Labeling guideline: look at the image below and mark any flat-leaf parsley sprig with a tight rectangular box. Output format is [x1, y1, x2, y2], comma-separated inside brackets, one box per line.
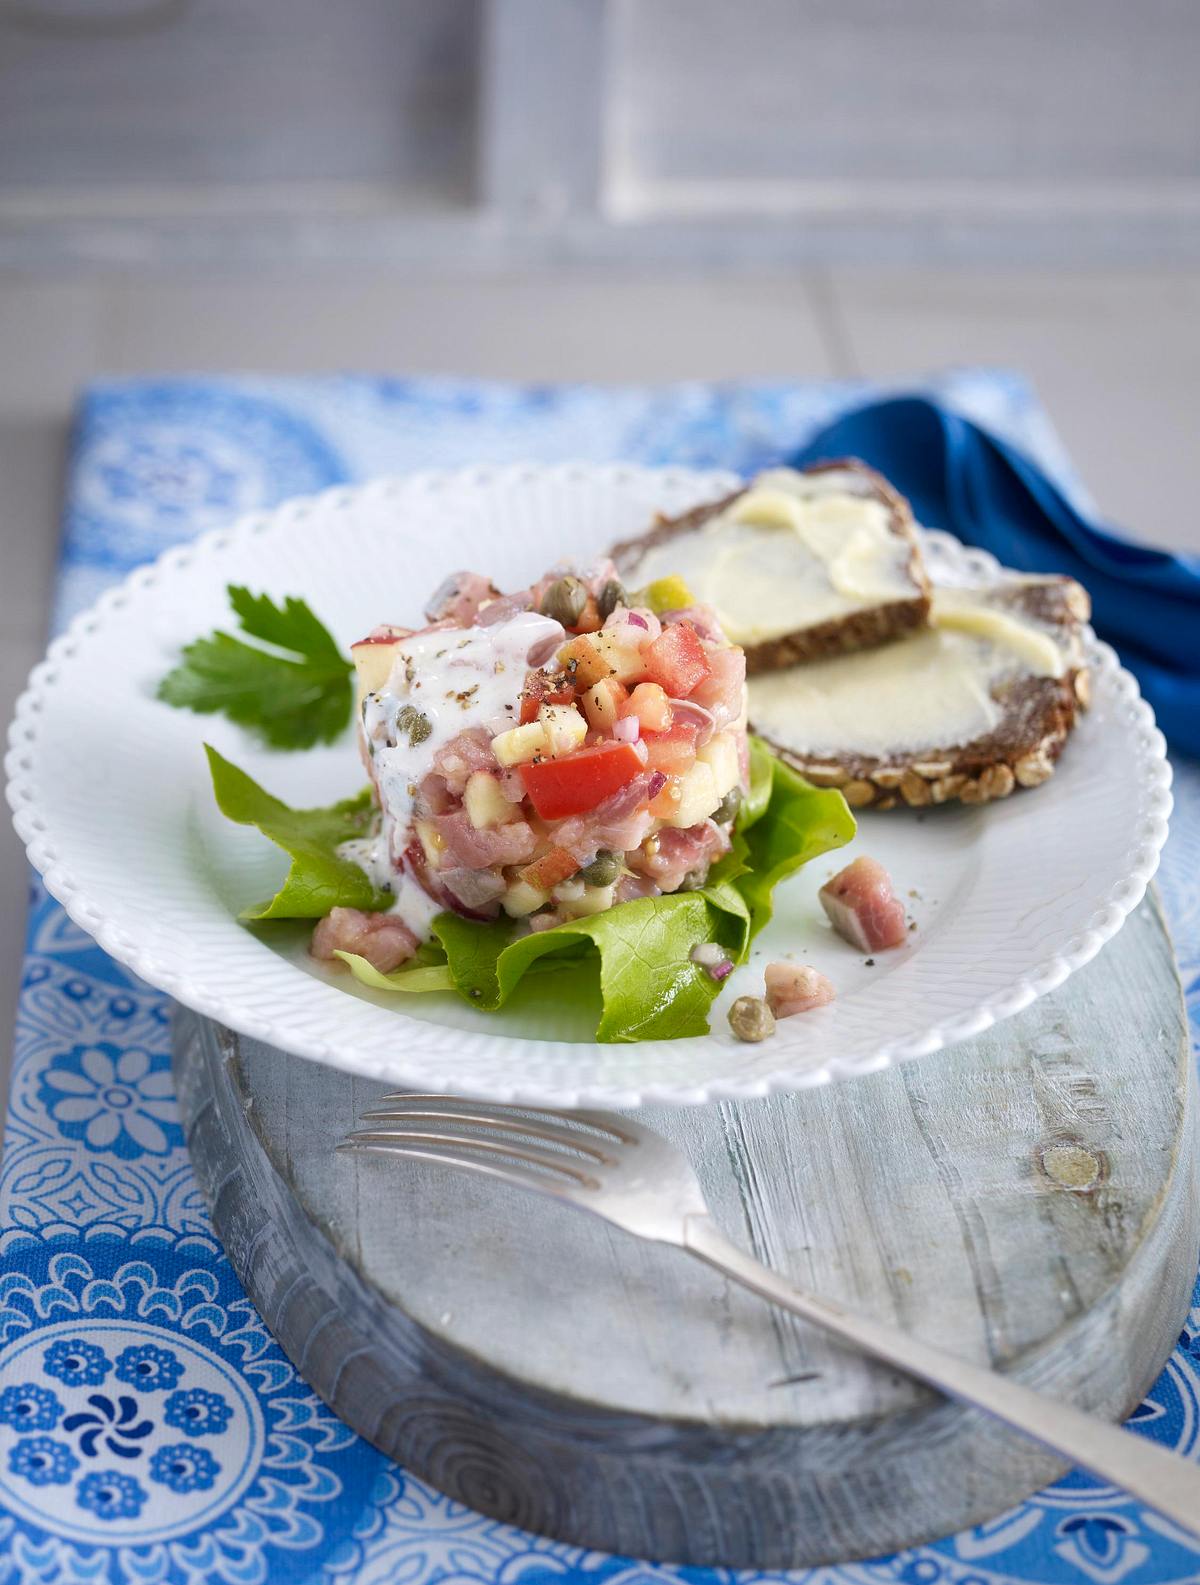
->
[158, 585, 353, 749]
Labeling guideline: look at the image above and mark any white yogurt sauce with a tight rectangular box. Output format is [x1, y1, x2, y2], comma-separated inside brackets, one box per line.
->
[632, 467, 915, 645]
[343, 610, 564, 935]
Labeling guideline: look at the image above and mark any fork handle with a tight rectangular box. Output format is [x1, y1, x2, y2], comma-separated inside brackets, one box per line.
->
[683, 1214, 1200, 1540]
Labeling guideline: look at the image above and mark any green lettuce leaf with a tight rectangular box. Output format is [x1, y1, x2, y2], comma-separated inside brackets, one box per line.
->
[159, 586, 353, 749]
[210, 737, 854, 1040]
[205, 744, 391, 920]
[429, 897, 739, 1042]
[736, 737, 856, 936]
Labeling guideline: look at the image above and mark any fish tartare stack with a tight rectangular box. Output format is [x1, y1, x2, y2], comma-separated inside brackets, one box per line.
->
[313, 565, 749, 972]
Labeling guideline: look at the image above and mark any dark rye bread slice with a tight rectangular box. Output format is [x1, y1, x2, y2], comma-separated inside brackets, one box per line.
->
[611, 459, 932, 674]
[752, 576, 1092, 810]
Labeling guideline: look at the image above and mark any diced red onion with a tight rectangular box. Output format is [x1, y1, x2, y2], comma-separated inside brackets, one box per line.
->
[615, 873, 661, 903]
[423, 573, 464, 623]
[690, 942, 734, 981]
[662, 605, 724, 644]
[440, 866, 508, 908]
[603, 607, 660, 642]
[670, 698, 716, 744]
[647, 770, 667, 798]
[613, 716, 640, 744]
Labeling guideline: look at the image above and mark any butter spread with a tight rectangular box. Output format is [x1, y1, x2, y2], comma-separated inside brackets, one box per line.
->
[631, 467, 915, 645]
[748, 591, 1066, 758]
[930, 589, 1065, 678]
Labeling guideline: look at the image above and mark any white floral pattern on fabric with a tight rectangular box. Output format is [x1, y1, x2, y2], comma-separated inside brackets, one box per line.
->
[38, 1043, 179, 1157]
[2, 373, 1197, 1585]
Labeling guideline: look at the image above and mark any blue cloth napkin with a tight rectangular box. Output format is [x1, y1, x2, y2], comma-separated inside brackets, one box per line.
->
[792, 396, 1200, 756]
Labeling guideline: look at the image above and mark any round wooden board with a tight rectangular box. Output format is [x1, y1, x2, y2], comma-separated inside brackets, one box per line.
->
[174, 890, 1197, 1568]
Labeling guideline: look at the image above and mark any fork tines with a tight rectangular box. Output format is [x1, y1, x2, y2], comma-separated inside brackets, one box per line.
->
[337, 1093, 634, 1194]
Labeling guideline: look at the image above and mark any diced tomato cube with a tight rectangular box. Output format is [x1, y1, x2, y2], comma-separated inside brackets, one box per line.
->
[518, 740, 645, 821]
[520, 846, 581, 890]
[643, 622, 712, 697]
[641, 720, 698, 776]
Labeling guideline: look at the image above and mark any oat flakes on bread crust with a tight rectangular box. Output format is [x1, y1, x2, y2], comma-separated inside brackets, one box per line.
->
[754, 576, 1091, 810]
[611, 459, 932, 673]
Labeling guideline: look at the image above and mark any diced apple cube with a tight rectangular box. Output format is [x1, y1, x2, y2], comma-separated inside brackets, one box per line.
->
[565, 882, 616, 916]
[414, 818, 445, 870]
[649, 776, 682, 819]
[558, 635, 613, 689]
[502, 880, 550, 917]
[539, 702, 588, 758]
[587, 631, 646, 684]
[464, 771, 516, 829]
[351, 629, 408, 703]
[581, 677, 627, 732]
[662, 761, 719, 828]
[491, 721, 548, 766]
[697, 731, 740, 799]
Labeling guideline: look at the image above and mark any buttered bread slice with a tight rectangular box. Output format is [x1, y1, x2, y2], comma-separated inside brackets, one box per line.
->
[750, 576, 1091, 808]
[613, 460, 931, 672]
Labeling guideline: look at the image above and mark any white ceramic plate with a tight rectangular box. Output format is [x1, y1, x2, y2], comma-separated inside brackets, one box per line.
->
[6, 464, 1172, 1108]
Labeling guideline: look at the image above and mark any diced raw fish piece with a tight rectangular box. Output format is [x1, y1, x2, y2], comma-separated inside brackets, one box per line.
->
[434, 810, 538, 869]
[425, 570, 501, 625]
[819, 856, 908, 952]
[311, 907, 419, 974]
[631, 821, 727, 894]
[764, 961, 836, 1017]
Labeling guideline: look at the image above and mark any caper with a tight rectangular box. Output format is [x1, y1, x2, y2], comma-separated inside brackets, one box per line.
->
[713, 787, 743, 825]
[396, 704, 432, 745]
[597, 578, 626, 619]
[541, 575, 588, 628]
[727, 995, 776, 1043]
[580, 850, 621, 887]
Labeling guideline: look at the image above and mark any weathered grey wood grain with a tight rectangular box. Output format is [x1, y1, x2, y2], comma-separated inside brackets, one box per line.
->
[174, 891, 1196, 1566]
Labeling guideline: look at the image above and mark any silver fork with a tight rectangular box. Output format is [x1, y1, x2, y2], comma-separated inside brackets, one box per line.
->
[340, 1094, 1200, 1539]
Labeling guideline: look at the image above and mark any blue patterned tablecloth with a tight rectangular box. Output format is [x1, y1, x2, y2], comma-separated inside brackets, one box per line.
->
[3, 370, 1198, 1585]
